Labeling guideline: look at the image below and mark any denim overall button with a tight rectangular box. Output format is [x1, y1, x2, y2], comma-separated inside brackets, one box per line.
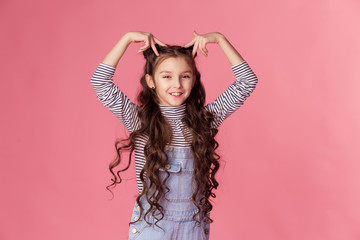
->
[134, 216, 139, 221]
[159, 162, 181, 172]
[204, 229, 209, 234]
[131, 228, 137, 233]
[136, 206, 140, 211]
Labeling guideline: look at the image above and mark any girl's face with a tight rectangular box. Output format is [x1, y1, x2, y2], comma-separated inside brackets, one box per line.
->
[146, 57, 195, 107]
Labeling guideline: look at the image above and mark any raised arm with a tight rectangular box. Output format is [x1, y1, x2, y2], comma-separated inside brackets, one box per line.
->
[183, 31, 258, 128]
[90, 32, 167, 132]
[101, 31, 166, 67]
[205, 60, 258, 128]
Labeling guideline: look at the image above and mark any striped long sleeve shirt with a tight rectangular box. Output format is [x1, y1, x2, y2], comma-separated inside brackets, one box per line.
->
[90, 61, 258, 193]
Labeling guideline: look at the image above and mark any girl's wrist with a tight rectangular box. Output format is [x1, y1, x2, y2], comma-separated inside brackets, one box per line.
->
[216, 33, 227, 45]
[123, 32, 134, 45]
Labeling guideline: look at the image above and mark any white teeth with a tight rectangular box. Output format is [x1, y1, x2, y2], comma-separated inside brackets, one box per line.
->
[170, 93, 182, 96]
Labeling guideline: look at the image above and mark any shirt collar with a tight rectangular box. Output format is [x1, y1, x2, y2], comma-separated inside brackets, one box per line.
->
[159, 103, 186, 120]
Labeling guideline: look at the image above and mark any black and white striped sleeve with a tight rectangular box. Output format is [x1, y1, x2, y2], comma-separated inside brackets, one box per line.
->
[90, 63, 141, 133]
[205, 61, 258, 129]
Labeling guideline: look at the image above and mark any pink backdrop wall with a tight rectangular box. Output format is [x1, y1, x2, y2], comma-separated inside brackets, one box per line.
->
[1, 0, 360, 239]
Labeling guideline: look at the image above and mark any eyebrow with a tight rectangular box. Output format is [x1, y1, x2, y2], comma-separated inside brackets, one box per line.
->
[159, 70, 192, 74]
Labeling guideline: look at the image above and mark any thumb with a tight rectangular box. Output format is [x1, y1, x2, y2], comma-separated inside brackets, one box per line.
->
[193, 30, 198, 36]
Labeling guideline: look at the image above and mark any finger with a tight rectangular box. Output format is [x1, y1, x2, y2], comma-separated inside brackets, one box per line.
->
[138, 40, 149, 50]
[193, 30, 199, 36]
[183, 38, 196, 48]
[137, 46, 148, 53]
[138, 46, 146, 51]
[154, 37, 167, 46]
[137, 44, 149, 53]
[199, 47, 207, 56]
[199, 40, 205, 52]
[192, 40, 199, 57]
[202, 39, 209, 54]
[200, 40, 208, 56]
[150, 38, 160, 56]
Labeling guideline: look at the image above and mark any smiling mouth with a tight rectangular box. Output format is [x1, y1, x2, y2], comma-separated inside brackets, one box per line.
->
[170, 92, 183, 96]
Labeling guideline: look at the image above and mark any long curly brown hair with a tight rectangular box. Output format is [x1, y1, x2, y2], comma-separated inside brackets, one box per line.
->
[106, 43, 221, 230]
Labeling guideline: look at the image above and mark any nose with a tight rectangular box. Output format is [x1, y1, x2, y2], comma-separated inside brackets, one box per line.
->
[173, 77, 182, 88]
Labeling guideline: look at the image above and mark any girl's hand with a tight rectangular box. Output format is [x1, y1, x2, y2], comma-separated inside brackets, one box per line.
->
[126, 31, 167, 56]
[182, 31, 224, 57]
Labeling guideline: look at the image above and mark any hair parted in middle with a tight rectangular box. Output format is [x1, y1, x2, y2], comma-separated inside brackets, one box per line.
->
[106, 43, 221, 231]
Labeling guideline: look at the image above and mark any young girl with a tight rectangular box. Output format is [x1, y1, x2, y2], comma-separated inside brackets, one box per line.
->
[90, 31, 258, 240]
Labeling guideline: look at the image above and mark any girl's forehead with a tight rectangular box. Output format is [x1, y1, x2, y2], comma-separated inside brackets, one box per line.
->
[155, 57, 192, 73]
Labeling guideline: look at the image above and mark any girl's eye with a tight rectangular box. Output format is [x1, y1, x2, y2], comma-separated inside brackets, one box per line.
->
[162, 75, 190, 79]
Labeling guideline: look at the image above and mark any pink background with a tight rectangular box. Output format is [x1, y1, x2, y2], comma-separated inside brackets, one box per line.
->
[1, 0, 360, 239]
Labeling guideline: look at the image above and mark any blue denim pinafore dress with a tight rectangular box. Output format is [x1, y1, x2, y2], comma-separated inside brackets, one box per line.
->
[128, 147, 210, 240]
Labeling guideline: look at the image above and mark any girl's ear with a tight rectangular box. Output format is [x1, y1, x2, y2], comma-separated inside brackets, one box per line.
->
[145, 74, 155, 89]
